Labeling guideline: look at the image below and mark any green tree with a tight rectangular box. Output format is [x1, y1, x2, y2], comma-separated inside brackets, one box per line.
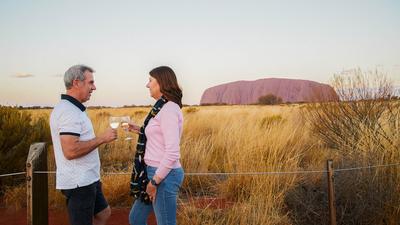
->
[258, 94, 283, 105]
[0, 106, 51, 190]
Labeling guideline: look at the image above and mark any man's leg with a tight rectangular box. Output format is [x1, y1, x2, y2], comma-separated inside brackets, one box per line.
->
[61, 183, 97, 225]
[93, 181, 111, 225]
[93, 206, 111, 225]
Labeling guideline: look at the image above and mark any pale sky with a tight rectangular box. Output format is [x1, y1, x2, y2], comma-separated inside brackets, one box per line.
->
[0, 0, 399, 106]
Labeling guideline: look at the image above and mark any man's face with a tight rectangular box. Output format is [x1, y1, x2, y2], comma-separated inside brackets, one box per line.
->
[77, 71, 96, 103]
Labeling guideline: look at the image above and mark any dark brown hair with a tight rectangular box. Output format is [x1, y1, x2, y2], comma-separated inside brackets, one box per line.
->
[149, 66, 183, 108]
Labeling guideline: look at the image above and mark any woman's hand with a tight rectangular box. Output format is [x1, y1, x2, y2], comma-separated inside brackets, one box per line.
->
[128, 122, 141, 134]
[146, 182, 157, 203]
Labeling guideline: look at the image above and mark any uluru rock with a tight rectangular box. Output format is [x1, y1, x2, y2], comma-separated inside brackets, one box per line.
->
[200, 78, 338, 105]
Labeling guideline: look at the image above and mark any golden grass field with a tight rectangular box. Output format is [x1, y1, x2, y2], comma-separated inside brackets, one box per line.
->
[3, 104, 400, 225]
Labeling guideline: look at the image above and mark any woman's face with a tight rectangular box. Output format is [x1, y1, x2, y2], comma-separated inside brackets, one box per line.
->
[146, 76, 162, 100]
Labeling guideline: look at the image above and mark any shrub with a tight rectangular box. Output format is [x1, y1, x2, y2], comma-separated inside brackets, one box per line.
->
[185, 107, 199, 114]
[300, 69, 400, 224]
[0, 106, 51, 192]
[304, 69, 399, 153]
[258, 94, 283, 105]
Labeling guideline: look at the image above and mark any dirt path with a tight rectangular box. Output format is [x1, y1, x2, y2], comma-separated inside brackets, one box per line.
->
[0, 197, 229, 224]
[0, 208, 156, 225]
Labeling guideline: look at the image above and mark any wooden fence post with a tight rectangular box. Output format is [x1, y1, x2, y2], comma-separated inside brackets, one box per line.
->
[327, 159, 337, 225]
[26, 142, 48, 225]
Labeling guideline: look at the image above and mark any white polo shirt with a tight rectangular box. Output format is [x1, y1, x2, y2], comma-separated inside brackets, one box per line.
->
[50, 94, 100, 190]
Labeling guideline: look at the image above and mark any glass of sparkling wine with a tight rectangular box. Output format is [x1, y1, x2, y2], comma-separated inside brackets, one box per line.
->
[120, 116, 133, 140]
[109, 117, 120, 129]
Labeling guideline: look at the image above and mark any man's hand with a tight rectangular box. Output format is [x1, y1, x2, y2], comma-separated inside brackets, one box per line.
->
[99, 128, 118, 143]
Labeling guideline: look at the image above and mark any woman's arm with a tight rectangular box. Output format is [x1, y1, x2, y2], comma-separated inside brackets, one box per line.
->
[154, 104, 181, 183]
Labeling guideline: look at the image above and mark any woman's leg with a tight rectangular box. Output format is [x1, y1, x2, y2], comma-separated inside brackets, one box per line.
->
[153, 168, 184, 225]
[129, 166, 157, 225]
[129, 199, 153, 225]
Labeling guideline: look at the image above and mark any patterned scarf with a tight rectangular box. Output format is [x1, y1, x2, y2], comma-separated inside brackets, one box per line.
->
[130, 96, 168, 204]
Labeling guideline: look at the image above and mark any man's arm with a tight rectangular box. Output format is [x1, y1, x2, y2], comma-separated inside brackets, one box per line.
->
[60, 128, 117, 160]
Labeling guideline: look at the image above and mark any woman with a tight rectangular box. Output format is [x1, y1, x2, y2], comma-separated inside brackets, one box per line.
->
[128, 66, 184, 225]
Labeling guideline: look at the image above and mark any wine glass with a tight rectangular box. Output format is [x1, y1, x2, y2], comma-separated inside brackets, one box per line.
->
[109, 116, 120, 129]
[120, 116, 133, 140]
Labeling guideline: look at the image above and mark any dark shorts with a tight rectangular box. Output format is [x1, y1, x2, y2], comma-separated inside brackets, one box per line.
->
[61, 181, 108, 225]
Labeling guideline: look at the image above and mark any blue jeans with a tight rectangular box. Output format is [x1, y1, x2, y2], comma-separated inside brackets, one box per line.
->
[129, 166, 184, 225]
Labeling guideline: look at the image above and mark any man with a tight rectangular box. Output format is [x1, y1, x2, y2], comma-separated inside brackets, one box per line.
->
[50, 65, 117, 225]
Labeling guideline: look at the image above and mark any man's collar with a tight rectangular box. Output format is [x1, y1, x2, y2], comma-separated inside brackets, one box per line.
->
[61, 94, 86, 112]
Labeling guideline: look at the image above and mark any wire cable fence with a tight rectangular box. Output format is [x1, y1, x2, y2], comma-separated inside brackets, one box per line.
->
[0, 172, 26, 178]
[1, 162, 400, 177]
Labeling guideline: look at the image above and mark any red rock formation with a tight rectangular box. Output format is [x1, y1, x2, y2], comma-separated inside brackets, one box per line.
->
[200, 78, 338, 105]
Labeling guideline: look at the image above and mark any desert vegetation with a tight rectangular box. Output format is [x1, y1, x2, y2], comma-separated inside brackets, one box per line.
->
[258, 94, 283, 105]
[1, 70, 399, 224]
[0, 106, 51, 192]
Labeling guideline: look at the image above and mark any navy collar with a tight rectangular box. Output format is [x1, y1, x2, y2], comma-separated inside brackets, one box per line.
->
[61, 94, 86, 111]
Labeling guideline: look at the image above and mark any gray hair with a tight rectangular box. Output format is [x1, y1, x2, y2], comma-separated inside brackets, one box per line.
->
[64, 65, 95, 89]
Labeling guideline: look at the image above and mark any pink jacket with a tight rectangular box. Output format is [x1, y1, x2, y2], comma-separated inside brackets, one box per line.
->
[144, 101, 183, 179]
